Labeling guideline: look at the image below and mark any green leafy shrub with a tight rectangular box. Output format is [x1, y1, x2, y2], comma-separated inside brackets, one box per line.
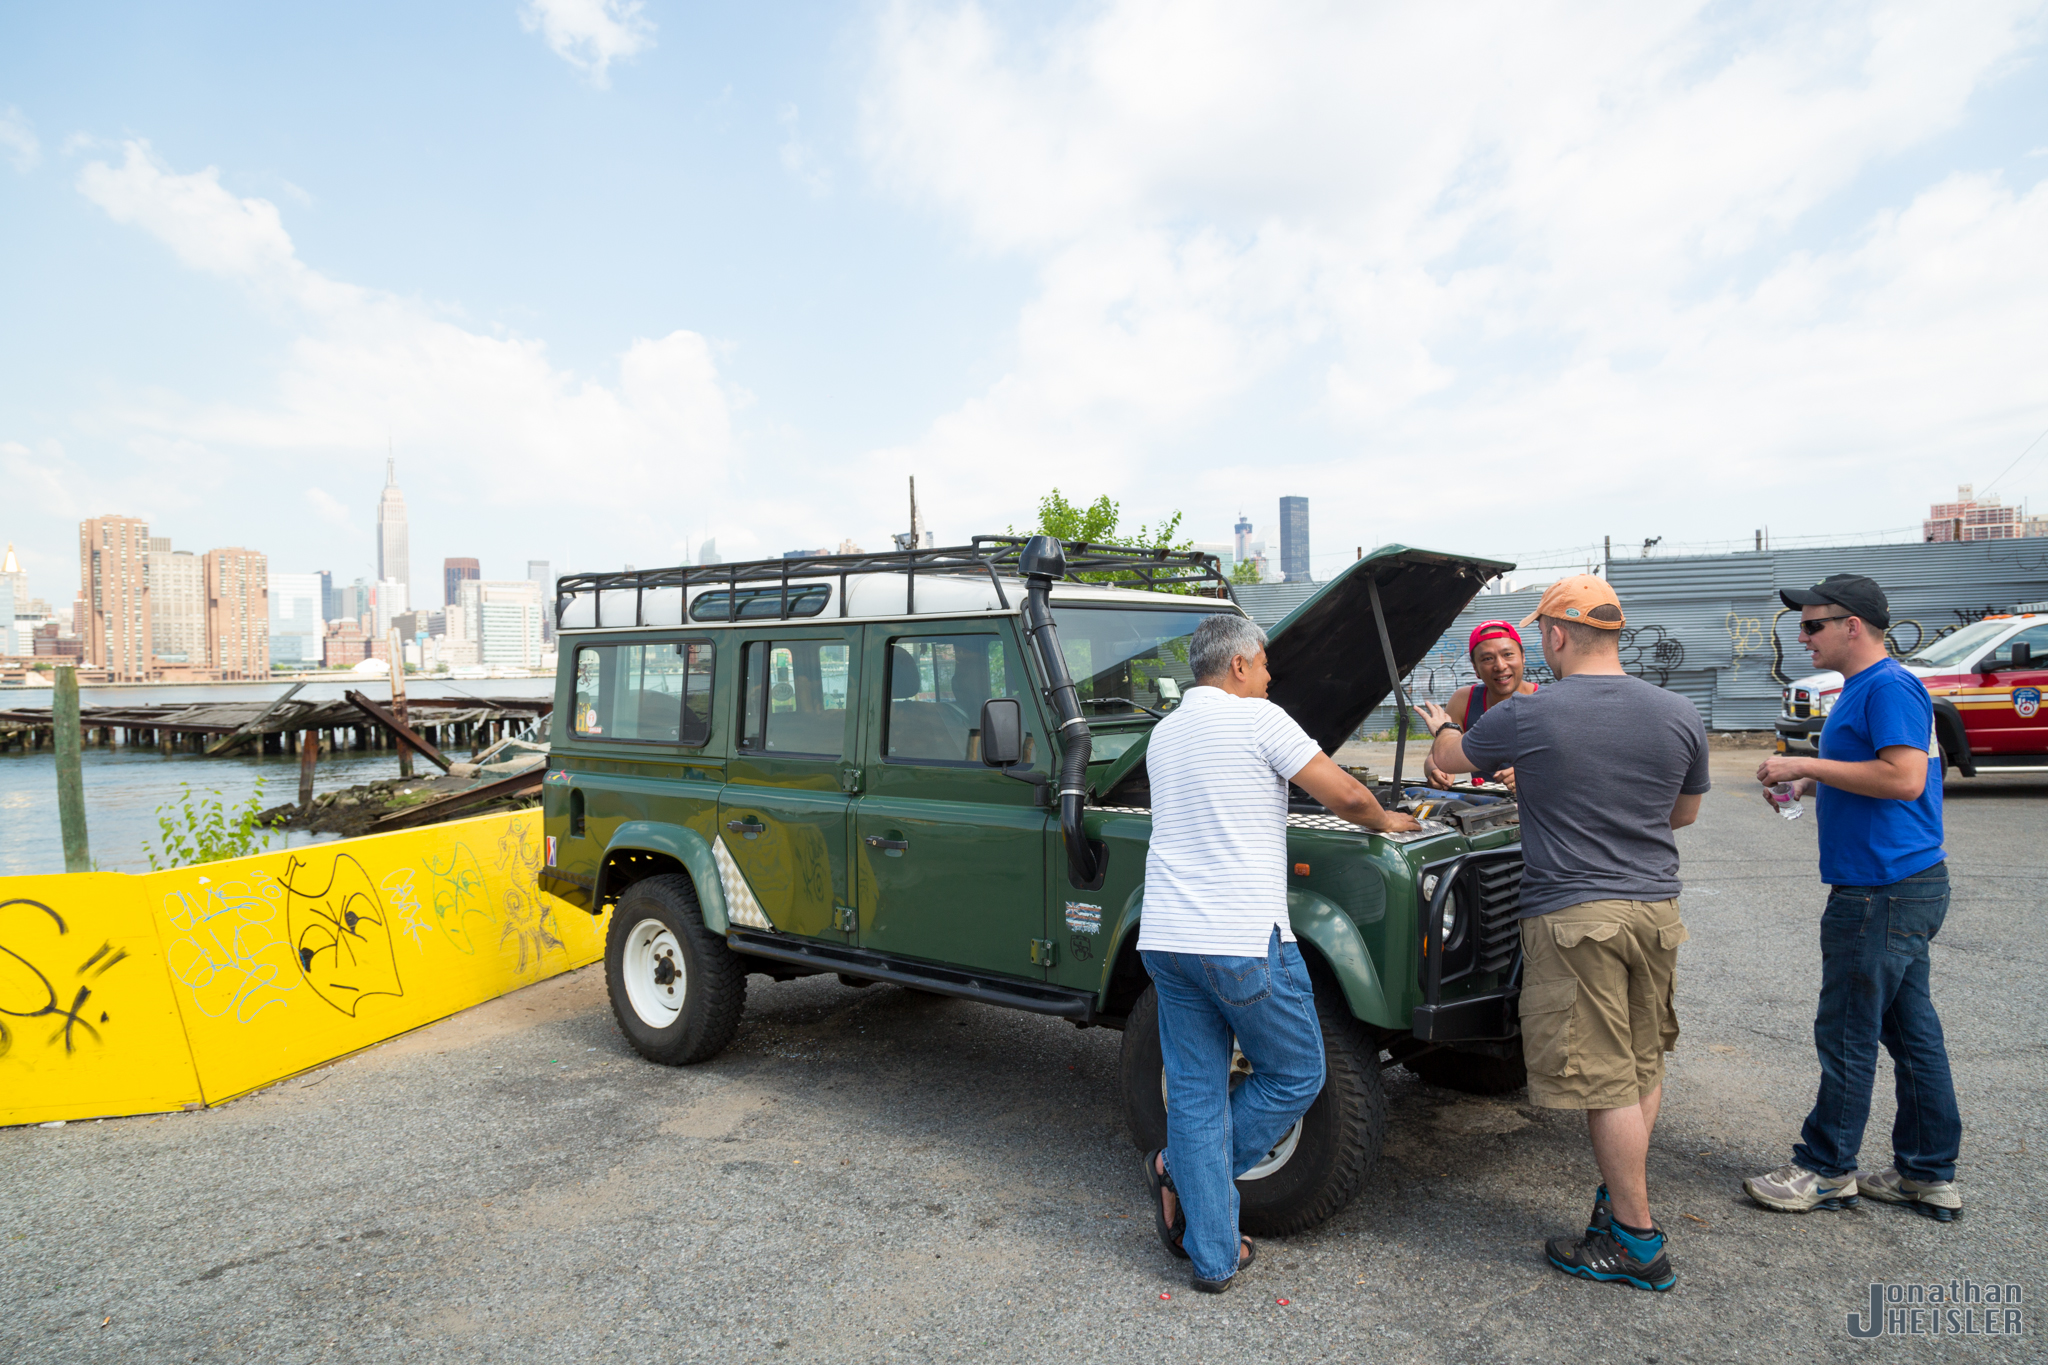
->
[144, 779, 273, 870]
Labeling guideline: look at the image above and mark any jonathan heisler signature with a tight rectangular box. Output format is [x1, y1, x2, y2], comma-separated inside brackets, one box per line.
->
[1848, 1279, 2026, 1338]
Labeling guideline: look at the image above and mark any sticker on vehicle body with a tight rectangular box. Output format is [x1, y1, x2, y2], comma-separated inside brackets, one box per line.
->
[2016, 687, 2041, 719]
[545, 835, 557, 867]
[1065, 902, 1102, 935]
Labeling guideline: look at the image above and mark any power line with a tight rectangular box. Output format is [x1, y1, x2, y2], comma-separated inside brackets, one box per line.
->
[1979, 422, 2048, 497]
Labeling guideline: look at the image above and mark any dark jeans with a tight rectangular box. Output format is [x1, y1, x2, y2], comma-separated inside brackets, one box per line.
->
[1792, 861, 1961, 1183]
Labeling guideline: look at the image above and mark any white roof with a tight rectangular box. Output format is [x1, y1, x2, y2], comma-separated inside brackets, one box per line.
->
[557, 573, 1234, 632]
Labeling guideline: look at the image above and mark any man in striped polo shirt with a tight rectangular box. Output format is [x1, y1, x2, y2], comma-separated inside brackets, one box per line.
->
[1138, 613, 1418, 1293]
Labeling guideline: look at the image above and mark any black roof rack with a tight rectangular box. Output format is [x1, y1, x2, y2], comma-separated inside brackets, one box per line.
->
[555, 536, 1234, 626]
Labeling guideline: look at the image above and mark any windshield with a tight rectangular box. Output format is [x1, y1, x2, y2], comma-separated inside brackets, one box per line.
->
[1051, 607, 1226, 714]
[1903, 618, 2011, 669]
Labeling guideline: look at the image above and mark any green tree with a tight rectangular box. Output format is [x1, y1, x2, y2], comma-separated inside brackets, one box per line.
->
[1011, 490, 1207, 592]
[1230, 558, 1264, 585]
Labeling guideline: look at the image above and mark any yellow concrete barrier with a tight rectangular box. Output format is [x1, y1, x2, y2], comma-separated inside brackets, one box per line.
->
[1, 811, 605, 1126]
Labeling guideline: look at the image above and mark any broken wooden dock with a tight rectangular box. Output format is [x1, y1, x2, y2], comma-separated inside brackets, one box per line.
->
[0, 695, 551, 757]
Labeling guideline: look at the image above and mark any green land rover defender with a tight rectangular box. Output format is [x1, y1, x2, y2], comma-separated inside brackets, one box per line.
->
[538, 536, 1527, 1234]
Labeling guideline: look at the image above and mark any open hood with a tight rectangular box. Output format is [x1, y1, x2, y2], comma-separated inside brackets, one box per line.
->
[1265, 545, 1515, 753]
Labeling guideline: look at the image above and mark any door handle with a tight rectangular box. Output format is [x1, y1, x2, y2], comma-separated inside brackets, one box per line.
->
[727, 819, 765, 839]
[864, 835, 909, 852]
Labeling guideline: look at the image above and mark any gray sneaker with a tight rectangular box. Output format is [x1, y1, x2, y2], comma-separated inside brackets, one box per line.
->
[1856, 1166, 1962, 1223]
[1743, 1162, 1859, 1212]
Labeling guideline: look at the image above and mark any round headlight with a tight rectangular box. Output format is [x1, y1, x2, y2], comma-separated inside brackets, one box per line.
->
[1441, 898, 1457, 941]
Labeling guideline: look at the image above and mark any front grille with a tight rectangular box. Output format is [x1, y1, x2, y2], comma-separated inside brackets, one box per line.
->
[1472, 858, 1523, 973]
[1792, 703, 1811, 719]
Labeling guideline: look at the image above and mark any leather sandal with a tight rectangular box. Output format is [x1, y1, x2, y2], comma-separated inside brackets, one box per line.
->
[1192, 1237, 1256, 1294]
[1142, 1148, 1188, 1259]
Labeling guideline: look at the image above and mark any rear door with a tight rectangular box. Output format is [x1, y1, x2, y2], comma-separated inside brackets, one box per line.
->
[852, 623, 1051, 979]
[717, 628, 863, 941]
[1973, 622, 2048, 754]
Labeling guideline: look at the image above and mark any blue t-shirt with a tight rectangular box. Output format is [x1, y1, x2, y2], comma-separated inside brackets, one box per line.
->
[1816, 657, 1944, 887]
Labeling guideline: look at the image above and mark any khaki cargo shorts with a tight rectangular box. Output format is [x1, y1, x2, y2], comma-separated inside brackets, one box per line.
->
[1518, 898, 1688, 1111]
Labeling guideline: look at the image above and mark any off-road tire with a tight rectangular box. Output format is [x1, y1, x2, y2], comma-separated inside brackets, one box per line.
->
[1119, 980, 1385, 1238]
[605, 874, 745, 1065]
[1404, 1048, 1528, 1095]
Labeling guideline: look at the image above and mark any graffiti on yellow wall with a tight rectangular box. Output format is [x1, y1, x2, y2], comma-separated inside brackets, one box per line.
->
[0, 812, 602, 1127]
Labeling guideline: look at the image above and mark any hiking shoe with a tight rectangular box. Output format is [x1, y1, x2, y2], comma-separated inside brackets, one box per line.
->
[1546, 1226, 1676, 1292]
[1856, 1167, 1962, 1223]
[1585, 1184, 1611, 1236]
[1743, 1162, 1858, 1212]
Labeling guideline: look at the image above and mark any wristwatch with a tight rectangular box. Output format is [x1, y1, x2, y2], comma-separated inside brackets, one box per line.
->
[1431, 721, 1461, 738]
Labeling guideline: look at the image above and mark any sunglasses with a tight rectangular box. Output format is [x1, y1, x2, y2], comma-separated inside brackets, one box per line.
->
[1798, 613, 1855, 636]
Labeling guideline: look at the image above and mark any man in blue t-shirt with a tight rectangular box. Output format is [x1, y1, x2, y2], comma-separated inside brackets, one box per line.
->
[1746, 573, 1962, 1221]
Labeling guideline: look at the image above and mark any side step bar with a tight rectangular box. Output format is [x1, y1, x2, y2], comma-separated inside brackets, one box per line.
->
[727, 930, 1098, 1021]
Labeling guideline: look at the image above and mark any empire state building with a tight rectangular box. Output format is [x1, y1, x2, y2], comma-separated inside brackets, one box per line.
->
[377, 457, 410, 600]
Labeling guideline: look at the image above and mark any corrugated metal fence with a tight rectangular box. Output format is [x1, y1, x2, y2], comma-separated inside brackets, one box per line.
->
[1240, 541, 2048, 733]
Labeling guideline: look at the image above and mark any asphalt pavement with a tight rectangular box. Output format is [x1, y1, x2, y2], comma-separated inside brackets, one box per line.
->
[5, 751, 2043, 1363]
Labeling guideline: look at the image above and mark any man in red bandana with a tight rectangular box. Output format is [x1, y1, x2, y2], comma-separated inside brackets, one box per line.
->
[1422, 620, 1538, 792]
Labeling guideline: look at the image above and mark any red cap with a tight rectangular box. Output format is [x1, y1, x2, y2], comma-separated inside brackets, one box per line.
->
[1467, 620, 1523, 655]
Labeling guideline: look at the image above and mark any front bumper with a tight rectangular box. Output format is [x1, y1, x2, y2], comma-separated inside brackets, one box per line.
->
[1774, 715, 1822, 754]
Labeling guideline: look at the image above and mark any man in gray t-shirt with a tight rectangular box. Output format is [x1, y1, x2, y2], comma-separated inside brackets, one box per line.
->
[1417, 574, 1707, 1295]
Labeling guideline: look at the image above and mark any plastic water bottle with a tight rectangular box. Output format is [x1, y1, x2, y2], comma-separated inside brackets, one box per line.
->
[1765, 782, 1804, 820]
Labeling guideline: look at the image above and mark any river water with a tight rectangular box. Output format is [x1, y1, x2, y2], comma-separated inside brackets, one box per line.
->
[0, 677, 553, 877]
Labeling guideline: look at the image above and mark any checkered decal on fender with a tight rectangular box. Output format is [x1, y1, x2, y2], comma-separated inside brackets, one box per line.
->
[711, 835, 775, 931]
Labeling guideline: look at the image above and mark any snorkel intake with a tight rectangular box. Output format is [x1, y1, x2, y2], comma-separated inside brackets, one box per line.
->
[1018, 535, 1104, 889]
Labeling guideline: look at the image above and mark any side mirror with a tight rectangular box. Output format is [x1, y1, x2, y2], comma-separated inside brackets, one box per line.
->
[1156, 677, 1182, 705]
[980, 697, 1024, 767]
[2011, 642, 2034, 671]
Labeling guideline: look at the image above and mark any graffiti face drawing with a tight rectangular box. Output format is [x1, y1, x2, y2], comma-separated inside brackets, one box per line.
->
[280, 853, 404, 1017]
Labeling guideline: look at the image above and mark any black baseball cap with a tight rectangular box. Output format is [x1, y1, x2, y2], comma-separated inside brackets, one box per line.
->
[1779, 573, 1890, 629]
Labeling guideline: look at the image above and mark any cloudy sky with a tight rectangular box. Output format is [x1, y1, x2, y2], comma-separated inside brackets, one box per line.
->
[3, 0, 2044, 607]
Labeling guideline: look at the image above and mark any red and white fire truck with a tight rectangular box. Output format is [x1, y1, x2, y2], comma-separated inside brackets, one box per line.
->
[1776, 608, 2048, 777]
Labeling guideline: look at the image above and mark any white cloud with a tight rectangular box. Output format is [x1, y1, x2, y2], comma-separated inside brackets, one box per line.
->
[305, 487, 356, 531]
[71, 140, 737, 551]
[0, 106, 40, 172]
[520, 0, 655, 87]
[860, 1, 2048, 554]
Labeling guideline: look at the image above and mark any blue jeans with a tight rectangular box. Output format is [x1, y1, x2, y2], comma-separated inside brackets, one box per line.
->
[1142, 928, 1325, 1283]
[1792, 861, 1961, 1183]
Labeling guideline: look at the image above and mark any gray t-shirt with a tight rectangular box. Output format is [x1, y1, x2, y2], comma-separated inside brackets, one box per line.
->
[1460, 673, 1710, 918]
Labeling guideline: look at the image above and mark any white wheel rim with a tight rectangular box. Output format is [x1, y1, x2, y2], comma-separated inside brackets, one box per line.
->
[622, 917, 685, 1027]
[1160, 1040, 1307, 1183]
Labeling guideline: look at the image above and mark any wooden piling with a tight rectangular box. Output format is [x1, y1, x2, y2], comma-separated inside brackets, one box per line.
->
[298, 730, 318, 811]
[53, 668, 91, 873]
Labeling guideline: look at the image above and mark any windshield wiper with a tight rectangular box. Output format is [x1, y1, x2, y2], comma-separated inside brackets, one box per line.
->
[1082, 697, 1165, 718]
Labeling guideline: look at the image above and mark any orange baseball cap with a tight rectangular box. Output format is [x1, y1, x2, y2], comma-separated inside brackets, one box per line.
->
[1519, 574, 1625, 630]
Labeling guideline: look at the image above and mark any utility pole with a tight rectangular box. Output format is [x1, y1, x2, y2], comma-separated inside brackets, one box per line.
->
[1603, 535, 1611, 565]
[53, 665, 90, 872]
[388, 625, 413, 779]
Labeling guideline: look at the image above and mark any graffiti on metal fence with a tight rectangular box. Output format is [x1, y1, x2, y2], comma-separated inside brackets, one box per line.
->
[1, 898, 130, 1059]
[1618, 625, 1685, 686]
[1727, 614, 1767, 683]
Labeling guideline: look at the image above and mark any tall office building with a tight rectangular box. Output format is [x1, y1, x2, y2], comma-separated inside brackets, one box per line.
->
[377, 457, 410, 602]
[443, 557, 479, 611]
[527, 560, 554, 642]
[268, 572, 325, 666]
[205, 547, 269, 679]
[318, 569, 334, 620]
[79, 514, 154, 679]
[1279, 496, 1311, 584]
[146, 540, 207, 665]
[463, 579, 544, 669]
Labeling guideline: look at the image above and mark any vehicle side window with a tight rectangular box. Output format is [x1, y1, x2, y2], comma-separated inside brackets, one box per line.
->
[738, 639, 850, 757]
[1997, 623, 2048, 665]
[886, 634, 1023, 764]
[572, 640, 714, 745]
